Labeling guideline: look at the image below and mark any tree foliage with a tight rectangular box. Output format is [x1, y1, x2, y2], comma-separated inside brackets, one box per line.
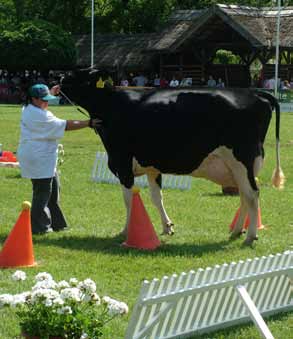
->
[0, 20, 76, 69]
[1, 0, 290, 35]
[0, 0, 292, 70]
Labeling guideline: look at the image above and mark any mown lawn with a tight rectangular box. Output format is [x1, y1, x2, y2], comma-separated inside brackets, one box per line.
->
[0, 104, 292, 339]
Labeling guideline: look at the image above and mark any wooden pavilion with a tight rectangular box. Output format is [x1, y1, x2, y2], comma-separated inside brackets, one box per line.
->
[75, 4, 293, 87]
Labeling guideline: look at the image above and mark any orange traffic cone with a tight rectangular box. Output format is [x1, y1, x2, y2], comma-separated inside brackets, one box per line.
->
[0, 201, 37, 268]
[229, 207, 265, 231]
[123, 187, 160, 250]
[243, 207, 265, 230]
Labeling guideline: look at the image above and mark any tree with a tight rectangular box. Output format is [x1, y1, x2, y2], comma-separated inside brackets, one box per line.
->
[0, 20, 76, 70]
[0, 0, 17, 31]
[11, 0, 89, 34]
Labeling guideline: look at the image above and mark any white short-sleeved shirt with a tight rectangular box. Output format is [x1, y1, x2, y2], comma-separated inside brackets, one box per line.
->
[17, 104, 67, 179]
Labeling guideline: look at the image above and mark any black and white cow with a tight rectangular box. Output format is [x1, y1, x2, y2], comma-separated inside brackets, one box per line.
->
[62, 69, 284, 245]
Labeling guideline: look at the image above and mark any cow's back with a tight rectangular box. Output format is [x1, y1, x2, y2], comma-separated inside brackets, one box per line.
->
[124, 89, 271, 174]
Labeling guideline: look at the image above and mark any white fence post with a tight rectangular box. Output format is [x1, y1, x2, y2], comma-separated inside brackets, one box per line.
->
[92, 151, 192, 190]
[236, 285, 274, 339]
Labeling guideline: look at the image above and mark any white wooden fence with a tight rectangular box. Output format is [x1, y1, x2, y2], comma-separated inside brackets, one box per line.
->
[92, 151, 192, 190]
[125, 250, 293, 339]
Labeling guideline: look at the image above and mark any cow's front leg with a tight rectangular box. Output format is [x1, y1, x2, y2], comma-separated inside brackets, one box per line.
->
[121, 185, 132, 236]
[147, 173, 174, 235]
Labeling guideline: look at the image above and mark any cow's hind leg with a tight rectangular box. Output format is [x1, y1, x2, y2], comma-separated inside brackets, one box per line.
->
[229, 193, 248, 239]
[121, 185, 132, 236]
[232, 166, 259, 246]
[147, 173, 174, 235]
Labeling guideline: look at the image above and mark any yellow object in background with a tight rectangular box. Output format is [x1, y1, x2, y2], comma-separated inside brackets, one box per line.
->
[96, 77, 105, 88]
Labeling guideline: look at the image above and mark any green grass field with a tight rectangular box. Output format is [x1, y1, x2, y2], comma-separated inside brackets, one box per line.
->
[0, 104, 292, 339]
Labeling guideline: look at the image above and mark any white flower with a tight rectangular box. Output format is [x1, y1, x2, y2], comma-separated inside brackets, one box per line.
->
[52, 297, 64, 306]
[117, 301, 129, 314]
[60, 288, 81, 302]
[80, 333, 89, 339]
[0, 294, 14, 308]
[57, 280, 70, 289]
[12, 270, 27, 281]
[69, 278, 79, 286]
[102, 296, 129, 315]
[44, 298, 53, 307]
[32, 279, 57, 291]
[102, 296, 111, 304]
[31, 288, 60, 305]
[11, 293, 29, 307]
[57, 305, 72, 315]
[35, 272, 53, 282]
[78, 279, 96, 294]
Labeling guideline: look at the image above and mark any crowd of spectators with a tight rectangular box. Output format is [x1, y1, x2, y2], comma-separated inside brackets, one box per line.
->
[0, 69, 64, 103]
[119, 72, 227, 89]
[1, 68, 292, 104]
[251, 73, 293, 91]
[0, 70, 228, 104]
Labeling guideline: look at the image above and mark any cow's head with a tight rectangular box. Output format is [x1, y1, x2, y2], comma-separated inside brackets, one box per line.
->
[60, 68, 115, 120]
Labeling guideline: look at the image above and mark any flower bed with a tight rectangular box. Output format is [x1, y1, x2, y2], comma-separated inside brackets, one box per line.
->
[0, 271, 128, 339]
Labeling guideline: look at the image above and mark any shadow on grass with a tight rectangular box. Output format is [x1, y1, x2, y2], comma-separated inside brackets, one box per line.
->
[3, 173, 21, 179]
[24, 233, 234, 257]
[202, 192, 239, 198]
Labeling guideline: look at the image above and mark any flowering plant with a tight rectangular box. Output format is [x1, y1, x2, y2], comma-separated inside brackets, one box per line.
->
[0, 271, 128, 339]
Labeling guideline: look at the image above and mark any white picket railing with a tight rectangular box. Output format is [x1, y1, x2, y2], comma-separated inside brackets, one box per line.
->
[92, 151, 192, 190]
[125, 251, 293, 339]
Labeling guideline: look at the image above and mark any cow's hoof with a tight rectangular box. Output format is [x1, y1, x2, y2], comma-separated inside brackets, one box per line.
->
[229, 230, 244, 240]
[242, 235, 258, 246]
[162, 223, 174, 236]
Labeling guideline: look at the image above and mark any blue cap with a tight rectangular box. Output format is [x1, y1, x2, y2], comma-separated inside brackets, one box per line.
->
[29, 84, 57, 101]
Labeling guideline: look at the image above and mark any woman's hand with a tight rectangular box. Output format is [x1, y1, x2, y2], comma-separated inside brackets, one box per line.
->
[89, 118, 103, 128]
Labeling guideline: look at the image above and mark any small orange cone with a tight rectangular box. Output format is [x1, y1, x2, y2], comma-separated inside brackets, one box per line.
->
[0, 201, 37, 268]
[229, 207, 265, 231]
[123, 187, 160, 250]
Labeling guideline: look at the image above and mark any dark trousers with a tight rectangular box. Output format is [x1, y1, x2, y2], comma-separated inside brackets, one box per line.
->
[31, 173, 68, 234]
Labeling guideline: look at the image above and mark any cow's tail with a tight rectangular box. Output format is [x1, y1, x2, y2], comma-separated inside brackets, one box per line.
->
[258, 91, 285, 189]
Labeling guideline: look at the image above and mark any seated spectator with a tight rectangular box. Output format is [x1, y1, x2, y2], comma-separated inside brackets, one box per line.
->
[180, 78, 192, 87]
[268, 76, 275, 90]
[153, 74, 160, 87]
[282, 80, 291, 90]
[199, 77, 206, 86]
[216, 78, 225, 88]
[160, 77, 168, 88]
[133, 73, 148, 87]
[11, 73, 21, 87]
[263, 78, 270, 89]
[37, 71, 46, 84]
[169, 76, 179, 88]
[120, 78, 129, 87]
[207, 75, 216, 87]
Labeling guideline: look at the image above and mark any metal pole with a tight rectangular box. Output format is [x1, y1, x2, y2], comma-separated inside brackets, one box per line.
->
[91, 0, 94, 69]
[274, 0, 281, 98]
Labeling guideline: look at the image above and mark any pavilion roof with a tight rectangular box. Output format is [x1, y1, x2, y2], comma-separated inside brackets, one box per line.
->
[149, 4, 293, 52]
